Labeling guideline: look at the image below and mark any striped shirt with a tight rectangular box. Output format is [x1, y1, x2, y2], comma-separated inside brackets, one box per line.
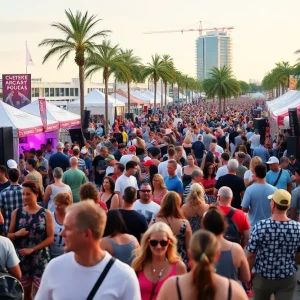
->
[0, 184, 23, 233]
[77, 158, 86, 173]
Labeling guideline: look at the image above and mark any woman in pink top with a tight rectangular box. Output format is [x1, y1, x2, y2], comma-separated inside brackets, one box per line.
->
[132, 222, 186, 300]
[152, 174, 168, 205]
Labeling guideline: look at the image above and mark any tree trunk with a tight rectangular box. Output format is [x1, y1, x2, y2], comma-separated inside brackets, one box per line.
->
[127, 81, 131, 114]
[164, 81, 167, 111]
[186, 86, 188, 104]
[104, 72, 109, 132]
[218, 97, 222, 114]
[223, 98, 226, 114]
[154, 80, 157, 112]
[79, 64, 85, 131]
[171, 83, 174, 105]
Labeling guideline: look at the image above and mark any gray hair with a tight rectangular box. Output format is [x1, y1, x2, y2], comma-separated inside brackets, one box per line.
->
[191, 169, 203, 179]
[218, 186, 233, 199]
[53, 167, 63, 179]
[227, 159, 238, 171]
[280, 156, 289, 164]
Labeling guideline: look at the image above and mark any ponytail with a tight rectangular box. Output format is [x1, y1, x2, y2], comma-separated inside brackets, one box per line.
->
[192, 254, 215, 300]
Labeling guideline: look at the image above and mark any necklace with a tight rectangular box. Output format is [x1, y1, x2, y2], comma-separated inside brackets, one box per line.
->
[151, 258, 167, 283]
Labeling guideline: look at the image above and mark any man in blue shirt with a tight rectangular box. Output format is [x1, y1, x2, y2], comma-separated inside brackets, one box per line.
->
[266, 156, 292, 193]
[253, 137, 270, 163]
[242, 164, 277, 230]
[164, 160, 183, 198]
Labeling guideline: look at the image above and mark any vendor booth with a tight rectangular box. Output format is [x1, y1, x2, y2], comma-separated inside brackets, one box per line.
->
[0, 101, 59, 161]
[67, 89, 125, 124]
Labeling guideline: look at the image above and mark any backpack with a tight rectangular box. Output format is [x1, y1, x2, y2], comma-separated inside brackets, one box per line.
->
[224, 208, 241, 244]
[0, 266, 24, 300]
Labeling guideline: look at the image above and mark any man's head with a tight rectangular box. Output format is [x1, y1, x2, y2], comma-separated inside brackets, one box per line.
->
[294, 168, 300, 184]
[72, 147, 80, 157]
[237, 152, 245, 164]
[254, 163, 267, 179]
[128, 145, 136, 154]
[61, 200, 107, 253]
[227, 159, 238, 174]
[105, 154, 116, 167]
[209, 141, 217, 153]
[148, 147, 161, 159]
[167, 159, 177, 177]
[118, 143, 126, 154]
[80, 148, 88, 157]
[139, 183, 152, 203]
[167, 146, 175, 158]
[289, 155, 297, 165]
[191, 169, 203, 184]
[26, 158, 36, 172]
[266, 156, 280, 172]
[56, 142, 64, 152]
[29, 148, 36, 159]
[221, 152, 230, 165]
[37, 166, 47, 177]
[268, 189, 291, 213]
[64, 141, 70, 150]
[8, 168, 20, 183]
[217, 186, 233, 206]
[36, 150, 43, 160]
[0, 165, 7, 180]
[99, 146, 108, 157]
[279, 156, 289, 169]
[114, 163, 125, 176]
[70, 157, 78, 168]
[125, 160, 138, 176]
[40, 144, 46, 152]
[123, 186, 137, 205]
[46, 142, 53, 152]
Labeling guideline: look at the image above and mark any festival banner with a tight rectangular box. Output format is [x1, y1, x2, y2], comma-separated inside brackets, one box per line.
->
[2, 74, 31, 109]
[38, 98, 47, 131]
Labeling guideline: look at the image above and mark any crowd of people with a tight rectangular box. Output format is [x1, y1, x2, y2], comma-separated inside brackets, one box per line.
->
[0, 99, 300, 300]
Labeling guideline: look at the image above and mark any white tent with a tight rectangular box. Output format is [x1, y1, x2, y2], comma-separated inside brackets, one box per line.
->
[68, 90, 125, 124]
[21, 100, 81, 128]
[250, 92, 267, 99]
[131, 90, 153, 102]
[143, 90, 172, 104]
[0, 101, 59, 161]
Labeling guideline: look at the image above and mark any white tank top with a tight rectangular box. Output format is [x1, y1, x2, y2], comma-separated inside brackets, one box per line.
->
[49, 212, 65, 257]
[48, 184, 71, 212]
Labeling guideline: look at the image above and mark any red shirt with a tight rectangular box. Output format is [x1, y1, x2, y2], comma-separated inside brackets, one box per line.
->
[201, 178, 216, 195]
[218, 206, 250, 234]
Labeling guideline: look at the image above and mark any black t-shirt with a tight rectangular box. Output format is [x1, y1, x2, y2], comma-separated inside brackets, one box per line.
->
[192, 141, 205, 159]
[113, 132, 123, 144]
[229, 131, 239, 144]
[119, 209, 148, 243]
[0, 181, 10, 193]
[92, 155, 107, 184]
[49, 152, 70, 172]
[215, 174, 246, 208]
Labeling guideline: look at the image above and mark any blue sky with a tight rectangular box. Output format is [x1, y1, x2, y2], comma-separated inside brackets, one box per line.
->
[0, 0, 299, 83]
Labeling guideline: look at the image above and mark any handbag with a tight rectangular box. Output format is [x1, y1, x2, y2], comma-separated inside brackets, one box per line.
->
[272, 169, 283, 187]
[86, 257, 115, 300]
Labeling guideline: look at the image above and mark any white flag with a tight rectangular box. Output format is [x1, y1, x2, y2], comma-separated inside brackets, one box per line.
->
[26, 45, 34, 67]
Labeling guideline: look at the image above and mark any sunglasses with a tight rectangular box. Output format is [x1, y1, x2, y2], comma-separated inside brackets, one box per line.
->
[140, 190, 151, 193]
[149, 240, 169, 247]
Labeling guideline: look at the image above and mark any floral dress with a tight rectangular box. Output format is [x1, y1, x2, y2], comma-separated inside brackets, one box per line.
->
[15, 208, 50, 279]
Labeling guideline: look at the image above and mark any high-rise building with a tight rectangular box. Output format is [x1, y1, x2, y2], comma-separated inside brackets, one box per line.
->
[196, 31, 232, 81]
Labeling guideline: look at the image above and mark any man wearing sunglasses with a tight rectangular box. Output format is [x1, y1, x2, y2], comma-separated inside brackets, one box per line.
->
[133, 183, 160, 224]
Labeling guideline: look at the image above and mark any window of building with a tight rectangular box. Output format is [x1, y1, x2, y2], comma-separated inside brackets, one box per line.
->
[70, 88, 74, 96]
[65, 88, 69, 96]
[60, 88, 65, 96]
[31, 88, 39, 97]
[75, 88, 79, 96]
[55, 88, 59, 97]
[50, 88, 54, 97]
[45, 88, 49, 97]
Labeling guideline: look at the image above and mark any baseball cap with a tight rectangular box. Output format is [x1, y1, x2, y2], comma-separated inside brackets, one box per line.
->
[7, 159, 18, 169]
[81, 148, 88, 155]
[56, 142, 64, 149]
[105, 154, 115, 161]
[128, 145, 136, 152]
[289, 155, 296, 160]
[268, 189, 291, 207]
[266, 156, 279, 164]
[142, 160, 154, 166]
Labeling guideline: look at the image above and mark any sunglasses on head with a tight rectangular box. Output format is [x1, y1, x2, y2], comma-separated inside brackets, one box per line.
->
[149, 240, 169, 247]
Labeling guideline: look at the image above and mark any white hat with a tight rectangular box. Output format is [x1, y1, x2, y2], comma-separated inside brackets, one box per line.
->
[143, 156, 151, 162]
[266, 156, 279, 164]
[7, 159, 18, 169]
[81, 148, 88, 155]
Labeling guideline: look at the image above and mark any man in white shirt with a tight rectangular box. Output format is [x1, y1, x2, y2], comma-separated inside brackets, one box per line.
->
[115, 160, 139, 205]
[133, 183, 160, 224]
[158, 146, 182, 178]
[216, 152, 230, 180]
[120, 145, 136, 166]
[249, 129, 260, 156]
[36, 201, 140, 300]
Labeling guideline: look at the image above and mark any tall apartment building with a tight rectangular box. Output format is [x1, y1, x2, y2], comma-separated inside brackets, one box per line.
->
[196, 31, 232, 81]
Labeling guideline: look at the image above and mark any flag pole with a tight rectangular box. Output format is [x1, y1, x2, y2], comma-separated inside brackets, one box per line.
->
[25, 41, 27, 74]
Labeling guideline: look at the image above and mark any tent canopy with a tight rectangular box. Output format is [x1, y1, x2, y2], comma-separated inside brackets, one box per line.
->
[0, 101, 59, 137]
[114, 89, 146, 105]
[143, 90, 173, 103]
[21, 100, 81, 128]
[131, 90, 154, 102]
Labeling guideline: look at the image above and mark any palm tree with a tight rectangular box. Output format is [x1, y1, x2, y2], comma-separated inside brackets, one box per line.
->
[85, 40, 129, 130]
[39, 9, 110, 130]
[175, 71, 184, 103]
[273, 62, 294, 94]
[113, 49, 141, 113]
[161, 54, 175, 110]
[203, 66, 240, 114]
[143, 54, 174, 110]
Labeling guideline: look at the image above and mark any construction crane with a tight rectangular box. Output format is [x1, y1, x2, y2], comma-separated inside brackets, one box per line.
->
[144, 21, 234, 36]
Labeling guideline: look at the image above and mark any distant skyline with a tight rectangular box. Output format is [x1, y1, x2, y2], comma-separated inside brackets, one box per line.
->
[0, 0, 299, 84]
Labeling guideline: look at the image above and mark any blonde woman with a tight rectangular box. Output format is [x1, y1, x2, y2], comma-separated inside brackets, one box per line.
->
[182, 133, 193, 156]
[157, 230, 248, 300]
[136, 136, 146, 156]
[181, 183, 209, 233]
[244, 156, 262, 187]
[132, 222, 186, 300]
[181, 154, 200, 189]
[151, 192, 192, 270]
[152, 174, 168, 205]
